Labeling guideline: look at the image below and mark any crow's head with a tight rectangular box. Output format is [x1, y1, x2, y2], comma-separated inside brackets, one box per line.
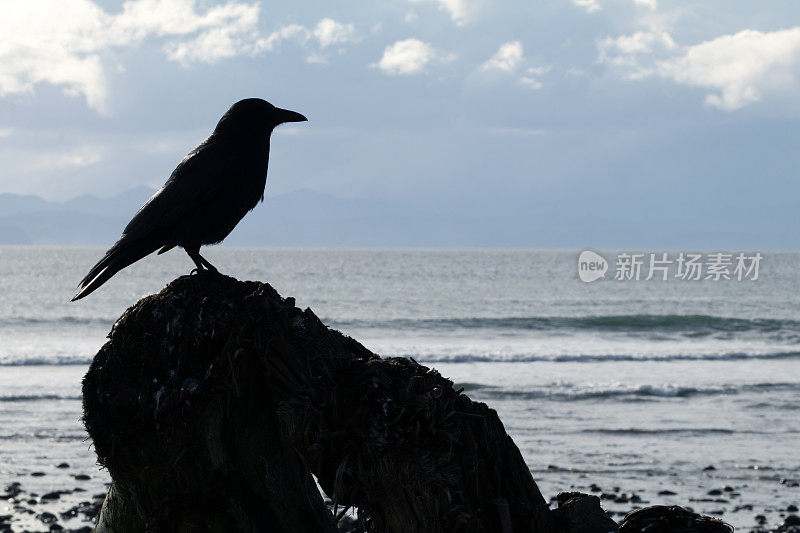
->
[214, 98, 307, 138]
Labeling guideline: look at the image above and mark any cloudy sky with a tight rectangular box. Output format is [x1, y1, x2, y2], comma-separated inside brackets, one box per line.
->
[1, 0, 799, 247]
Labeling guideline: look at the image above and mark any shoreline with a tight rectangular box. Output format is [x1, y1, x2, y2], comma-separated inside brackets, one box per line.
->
[2, 468, 798, 532]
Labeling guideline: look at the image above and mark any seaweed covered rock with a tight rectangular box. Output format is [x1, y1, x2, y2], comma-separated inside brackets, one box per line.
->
[552, 492, 619, 533]
[82, 274, 552, 532]
[618, 506, 733, 533]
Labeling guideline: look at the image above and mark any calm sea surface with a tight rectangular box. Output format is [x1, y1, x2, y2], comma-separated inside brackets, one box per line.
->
[1, 247, 798, 530]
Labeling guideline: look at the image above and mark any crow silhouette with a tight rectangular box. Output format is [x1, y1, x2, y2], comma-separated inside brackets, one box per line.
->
[72, 98, 306, 301]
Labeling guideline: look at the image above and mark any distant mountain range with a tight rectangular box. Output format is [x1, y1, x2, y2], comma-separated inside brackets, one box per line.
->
[0, 187, 788, 249]
[0, 187, 538, 247]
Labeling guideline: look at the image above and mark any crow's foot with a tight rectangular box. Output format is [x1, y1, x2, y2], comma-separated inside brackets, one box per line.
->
[190, 267, 221, 276]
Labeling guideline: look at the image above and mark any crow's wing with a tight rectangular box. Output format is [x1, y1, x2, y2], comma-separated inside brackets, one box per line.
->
[123, 138, 227, 238]
[72, 138, 228, 300]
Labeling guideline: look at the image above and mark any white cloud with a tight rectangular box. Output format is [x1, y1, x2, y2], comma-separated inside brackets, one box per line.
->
[572, 0, 601, 13]
[479, 41, 548, 89]
[409, 0, 471, 26]
[0, 1, 355, 112]
[313, 18, 356, 49]
[598, 29, 677, 78]
[110, 0, 259, 41]
[254, 24, 311, 53]
[374, 38, 448, 75]
[3, 145, 105, 174]
[600, 27, 800, 110]
[520, 66, 550, 89]
[660, 28, 800, 110]
[573, 0, 657, 13]
[634, 0, 657, 9]
[481, 41, 524, 72]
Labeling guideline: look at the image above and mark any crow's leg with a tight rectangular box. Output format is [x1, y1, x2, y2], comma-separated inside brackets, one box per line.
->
[186, 247, 219, 275]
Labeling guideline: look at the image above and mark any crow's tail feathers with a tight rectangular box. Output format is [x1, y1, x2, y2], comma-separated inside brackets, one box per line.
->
[71, 234, 161, 301]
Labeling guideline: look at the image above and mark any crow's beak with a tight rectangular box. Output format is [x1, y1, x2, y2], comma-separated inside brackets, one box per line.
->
[276, 108, 307, 124]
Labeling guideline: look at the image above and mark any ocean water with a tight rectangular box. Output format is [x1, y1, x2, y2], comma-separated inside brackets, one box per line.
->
[1, 247, 799, 531]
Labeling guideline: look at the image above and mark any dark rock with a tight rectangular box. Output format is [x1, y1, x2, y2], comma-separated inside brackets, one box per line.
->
[708, 489, 723, 496]
[755, 514, 767, 523]
[73, 474, 90, 480]
[619, 505, 731, 532]
[2, 482, 23, 498]
[658, 490, 677, 496]
[782, 479, 800, 487]
[630, 494, 642, 503]
[82, 275, 554, 533]
[553, 492, 619, 532]
[703, 465, 716, 471]
[789, 505, 799, 513]
[723, 486, 734, 492]
[601, 492, 618, 500]
[27, 498, 38, 504]
[615, 493, 629, 504]
[30, 471, 46, 477]
[56, 463, 69, 469]
[37, 511, 58, 524]
[589, 483, 602, 493]
[41, 491, 61, 501]
[49, 524, 64, 531]
[785, 515, 800, 526]
[62, 500, 103, 522]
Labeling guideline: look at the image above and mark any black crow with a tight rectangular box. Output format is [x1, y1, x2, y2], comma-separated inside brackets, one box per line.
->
[72, 98, 307, 301]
